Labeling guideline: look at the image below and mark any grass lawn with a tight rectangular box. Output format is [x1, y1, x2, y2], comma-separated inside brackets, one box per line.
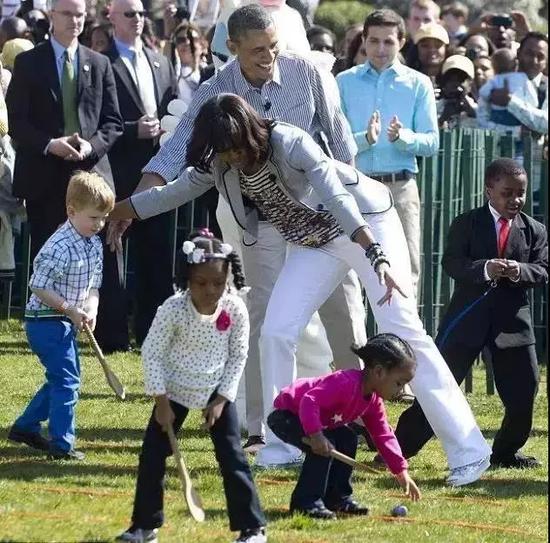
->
[0, 319, 547, 543]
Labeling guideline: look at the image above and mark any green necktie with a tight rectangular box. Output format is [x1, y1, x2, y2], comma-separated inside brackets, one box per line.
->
[61, 50, 80, 136]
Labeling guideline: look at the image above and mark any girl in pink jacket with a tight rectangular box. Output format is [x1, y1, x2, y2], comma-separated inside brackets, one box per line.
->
[268, 333, 421, 519]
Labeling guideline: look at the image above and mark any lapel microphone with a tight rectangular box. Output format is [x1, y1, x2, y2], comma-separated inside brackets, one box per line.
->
[264, 101, 272, 111]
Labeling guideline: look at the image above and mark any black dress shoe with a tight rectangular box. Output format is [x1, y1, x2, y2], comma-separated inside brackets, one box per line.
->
[290, 503, 336, 520]
[327, 497, 370, 516]
[8, 426, 50, 451]
[491, 452, 542, 469]
[48, 446, 85, 460]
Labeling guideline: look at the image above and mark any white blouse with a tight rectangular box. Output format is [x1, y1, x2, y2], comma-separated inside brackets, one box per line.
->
[176, 65, 201, 108]
[141, 289, 250, 409]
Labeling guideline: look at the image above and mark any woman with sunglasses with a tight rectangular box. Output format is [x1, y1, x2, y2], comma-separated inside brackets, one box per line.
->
[109, 93, 490, 484]
[168, 21, 206, 106]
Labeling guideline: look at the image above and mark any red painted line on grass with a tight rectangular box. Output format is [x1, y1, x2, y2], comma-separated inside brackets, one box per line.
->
[372, 515, 546, 539]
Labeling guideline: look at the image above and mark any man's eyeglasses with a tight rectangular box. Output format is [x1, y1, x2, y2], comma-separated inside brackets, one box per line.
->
[123, 10, 147, 18]
[53, 10, 86, 20]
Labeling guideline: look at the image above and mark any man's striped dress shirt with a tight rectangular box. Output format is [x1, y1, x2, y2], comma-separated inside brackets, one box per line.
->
[144, 51, 357, 182]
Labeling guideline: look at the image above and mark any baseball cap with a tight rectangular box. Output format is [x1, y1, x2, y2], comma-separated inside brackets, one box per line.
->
[413, 23, 450, 45]
[441, 54, 475, 79]
[1, 38, 34, 70]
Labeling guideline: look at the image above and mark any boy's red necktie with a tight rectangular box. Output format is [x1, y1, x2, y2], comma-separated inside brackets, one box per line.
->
[498, 217, 511, 257]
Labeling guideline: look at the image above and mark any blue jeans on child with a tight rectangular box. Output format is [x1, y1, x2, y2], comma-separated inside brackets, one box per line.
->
[267, 409, 358, 510]
[15, 318, 80, 452]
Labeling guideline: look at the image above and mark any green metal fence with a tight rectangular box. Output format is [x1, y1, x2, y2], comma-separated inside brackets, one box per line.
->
[415, 129, 547, 360]
[365, 128, 548, 392]
[2, 129, 548, 378]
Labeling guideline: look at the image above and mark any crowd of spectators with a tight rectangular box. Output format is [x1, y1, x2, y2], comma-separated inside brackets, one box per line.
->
[0, 0, 545, 134]
[0, 0, 547, 381]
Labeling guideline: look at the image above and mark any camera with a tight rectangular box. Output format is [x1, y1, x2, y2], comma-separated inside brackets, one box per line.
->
[489, 14, 513, 29]
[442, 85, 466, 101]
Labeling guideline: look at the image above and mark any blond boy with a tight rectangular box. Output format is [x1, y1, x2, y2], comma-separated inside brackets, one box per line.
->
[8, 171, 114, 460]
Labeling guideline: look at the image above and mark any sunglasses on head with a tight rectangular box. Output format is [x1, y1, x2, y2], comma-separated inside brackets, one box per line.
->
[123, 10, 147, 18]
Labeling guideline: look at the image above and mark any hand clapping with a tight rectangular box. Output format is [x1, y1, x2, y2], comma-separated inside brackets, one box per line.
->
[366, 110, 381, 145]
[366, 112, 402, 144]
[387, 115, 403, 142]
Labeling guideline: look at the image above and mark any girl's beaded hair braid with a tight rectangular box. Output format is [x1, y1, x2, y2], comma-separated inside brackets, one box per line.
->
[352, 333, 416, 372]
[174, 228, 246, 291]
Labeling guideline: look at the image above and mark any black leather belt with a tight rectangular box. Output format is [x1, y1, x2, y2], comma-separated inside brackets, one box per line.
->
[370, 171, 416, 183]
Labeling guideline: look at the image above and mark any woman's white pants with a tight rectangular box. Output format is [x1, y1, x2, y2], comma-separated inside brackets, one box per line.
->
[256, 207, 491, 469]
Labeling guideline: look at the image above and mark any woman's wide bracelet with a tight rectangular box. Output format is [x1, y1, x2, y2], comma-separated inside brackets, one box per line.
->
[365, 242, 383, 264]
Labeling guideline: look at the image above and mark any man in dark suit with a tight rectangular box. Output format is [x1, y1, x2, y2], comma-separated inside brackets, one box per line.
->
[395, 158, 548, 469]
[93, 0, 176, 351]
[6, 0, 122, 260]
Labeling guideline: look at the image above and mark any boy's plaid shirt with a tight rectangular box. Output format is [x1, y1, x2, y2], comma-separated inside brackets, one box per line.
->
[26, 221, 103, 313]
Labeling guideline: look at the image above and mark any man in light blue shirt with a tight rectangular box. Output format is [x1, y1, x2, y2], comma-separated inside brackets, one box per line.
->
[337, 8, 439, 297]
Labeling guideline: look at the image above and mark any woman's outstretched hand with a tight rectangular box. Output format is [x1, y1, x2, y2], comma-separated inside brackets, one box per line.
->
[376, 263, 407, 306]
[106, 220, 132, 252]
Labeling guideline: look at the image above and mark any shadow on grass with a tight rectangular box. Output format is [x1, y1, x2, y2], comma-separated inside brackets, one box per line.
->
[1, 540, 112, 543]
[0, 349, 35, 356]
[372, 475, 549, 498]
[0, 540, 112, 543]
[0, 426, 209, 445]
[252, 470, 301, 482]
[184, 506, 289, 523]
[0, 454, 138, 481]
[78, 392, 150, 403]
[78, 426, 211, 441]
[0, 340, 30, 349]
[482, 428, 548, 438]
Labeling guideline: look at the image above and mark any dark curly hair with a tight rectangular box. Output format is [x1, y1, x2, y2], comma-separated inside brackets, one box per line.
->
[485, 158, 527, 187]
[185, 94, 274, 173]
[174, 228, 246, 291]
[352, 333, 416, 372]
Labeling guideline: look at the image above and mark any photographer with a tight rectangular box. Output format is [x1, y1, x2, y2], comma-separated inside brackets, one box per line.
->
[437, 55, 477, 128]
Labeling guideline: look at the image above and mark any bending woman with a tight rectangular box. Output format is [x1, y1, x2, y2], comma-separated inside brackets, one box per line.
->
[110, 93, 491, 486]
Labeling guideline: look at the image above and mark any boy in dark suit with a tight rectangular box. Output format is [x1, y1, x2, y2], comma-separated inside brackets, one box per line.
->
[395, 157, 548, 469]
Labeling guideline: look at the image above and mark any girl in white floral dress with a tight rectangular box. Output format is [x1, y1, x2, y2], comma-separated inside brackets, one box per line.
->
[117, 229, 267, 543]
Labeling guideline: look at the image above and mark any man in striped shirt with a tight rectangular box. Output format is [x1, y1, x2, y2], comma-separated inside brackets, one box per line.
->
[108, 4, 366, 466]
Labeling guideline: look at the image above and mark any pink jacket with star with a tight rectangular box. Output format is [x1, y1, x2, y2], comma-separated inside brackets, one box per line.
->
[273, 369, 408, 475]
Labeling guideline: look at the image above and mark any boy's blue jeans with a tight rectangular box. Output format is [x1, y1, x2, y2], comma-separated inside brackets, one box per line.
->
[15, 319, 80, 452]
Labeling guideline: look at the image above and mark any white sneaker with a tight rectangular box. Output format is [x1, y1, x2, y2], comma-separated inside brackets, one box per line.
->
[116, 527, 158, 543]
[255, 442, 302, 468]
[447, 455, 491, 487]
[255, 453, 303, 470]
[233, 528, 267, 542]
